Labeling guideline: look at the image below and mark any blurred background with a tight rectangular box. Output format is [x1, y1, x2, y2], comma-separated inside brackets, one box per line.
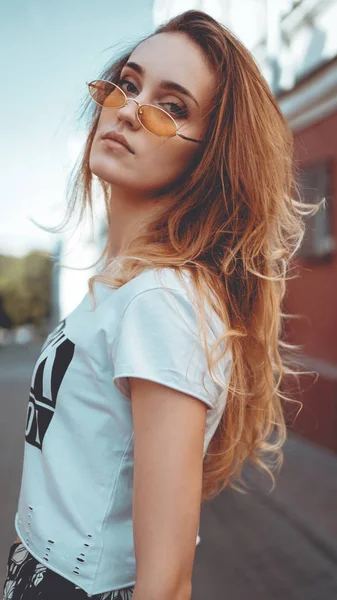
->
[1, 0, 337, 598]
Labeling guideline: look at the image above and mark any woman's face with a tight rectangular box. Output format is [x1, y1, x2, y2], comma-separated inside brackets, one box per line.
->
[89, 32, 215, 196]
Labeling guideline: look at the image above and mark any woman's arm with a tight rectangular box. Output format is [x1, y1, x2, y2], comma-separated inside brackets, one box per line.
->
[129, 376, 208, 600]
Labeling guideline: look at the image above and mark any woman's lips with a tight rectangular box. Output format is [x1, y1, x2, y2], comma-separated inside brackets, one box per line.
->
[102, 137, 133, 154]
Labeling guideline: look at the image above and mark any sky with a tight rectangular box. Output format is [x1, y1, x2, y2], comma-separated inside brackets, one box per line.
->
[0, 0, 154, 257]
[0, 0, 274, 259]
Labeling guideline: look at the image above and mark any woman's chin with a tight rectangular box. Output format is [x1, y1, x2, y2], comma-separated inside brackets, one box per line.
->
[89, 155, 129, 183]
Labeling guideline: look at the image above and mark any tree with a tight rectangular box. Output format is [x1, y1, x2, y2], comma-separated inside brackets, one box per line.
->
[0, 251, 53, 329]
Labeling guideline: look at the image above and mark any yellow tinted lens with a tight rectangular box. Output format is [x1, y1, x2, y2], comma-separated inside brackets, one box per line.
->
[139, 105, 177, 137]
[89, 80, 125, 108]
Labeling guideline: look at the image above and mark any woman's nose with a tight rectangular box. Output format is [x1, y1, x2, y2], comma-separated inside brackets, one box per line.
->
[116, 98, 141, 129]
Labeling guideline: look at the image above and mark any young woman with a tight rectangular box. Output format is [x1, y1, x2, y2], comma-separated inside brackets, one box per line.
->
[3, 9, 320, 600]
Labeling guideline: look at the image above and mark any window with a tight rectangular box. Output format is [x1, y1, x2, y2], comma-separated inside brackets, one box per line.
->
[296, 160, 334, 260]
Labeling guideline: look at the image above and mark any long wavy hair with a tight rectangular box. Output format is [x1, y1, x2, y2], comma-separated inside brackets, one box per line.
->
[48, 10, 323, 503]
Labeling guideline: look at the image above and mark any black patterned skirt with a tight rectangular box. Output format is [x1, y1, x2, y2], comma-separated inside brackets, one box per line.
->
[3, 541, 134, 600]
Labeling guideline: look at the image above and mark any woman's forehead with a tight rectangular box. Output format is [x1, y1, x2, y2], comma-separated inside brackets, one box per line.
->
[128, 32, 215, 105]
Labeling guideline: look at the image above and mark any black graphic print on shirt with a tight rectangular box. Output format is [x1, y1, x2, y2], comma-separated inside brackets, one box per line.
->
[25, 319, 75, 451]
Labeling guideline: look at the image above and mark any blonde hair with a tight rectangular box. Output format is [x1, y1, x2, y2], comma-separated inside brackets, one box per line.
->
[49, 10, 324, 503]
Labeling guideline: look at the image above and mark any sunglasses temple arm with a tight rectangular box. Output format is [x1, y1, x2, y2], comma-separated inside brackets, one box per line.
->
[177, 132, 204, 144]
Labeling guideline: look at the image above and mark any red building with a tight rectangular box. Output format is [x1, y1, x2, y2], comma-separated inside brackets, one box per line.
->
[277, 54, 337, 453]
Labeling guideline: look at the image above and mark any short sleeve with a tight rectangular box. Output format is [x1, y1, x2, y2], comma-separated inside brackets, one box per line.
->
[110, 287, 229, 409]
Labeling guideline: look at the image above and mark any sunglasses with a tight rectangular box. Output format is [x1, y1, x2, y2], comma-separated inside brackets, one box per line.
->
[86, 79, 204, 144]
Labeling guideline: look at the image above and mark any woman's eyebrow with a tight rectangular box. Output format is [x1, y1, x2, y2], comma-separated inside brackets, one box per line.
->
[124, 61, 200, 107]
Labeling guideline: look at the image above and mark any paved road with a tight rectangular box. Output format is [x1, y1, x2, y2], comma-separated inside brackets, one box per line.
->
[1, 343, 337, 598]
[194, 443, 337, 599]
[0, 343, 42, 584]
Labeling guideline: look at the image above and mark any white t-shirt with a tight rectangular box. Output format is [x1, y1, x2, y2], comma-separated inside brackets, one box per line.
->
[15, 267, 232, 596]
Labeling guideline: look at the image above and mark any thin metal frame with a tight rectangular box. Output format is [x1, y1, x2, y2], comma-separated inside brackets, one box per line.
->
[86, 79, 204, 144]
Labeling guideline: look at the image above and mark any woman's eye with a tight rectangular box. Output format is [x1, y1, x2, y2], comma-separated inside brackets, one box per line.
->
[160, 101, 189, 119]
[117, 78, 138, 94]
[117, 78, 189, 119]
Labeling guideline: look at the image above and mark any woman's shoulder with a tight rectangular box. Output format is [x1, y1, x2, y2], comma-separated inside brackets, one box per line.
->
[99, 266, 225, 339]
[117, 267, 192, 301]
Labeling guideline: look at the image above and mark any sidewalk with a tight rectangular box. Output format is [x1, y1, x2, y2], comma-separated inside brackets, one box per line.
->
[193, 431, 337, 600]
[247, 431, 337, 556]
